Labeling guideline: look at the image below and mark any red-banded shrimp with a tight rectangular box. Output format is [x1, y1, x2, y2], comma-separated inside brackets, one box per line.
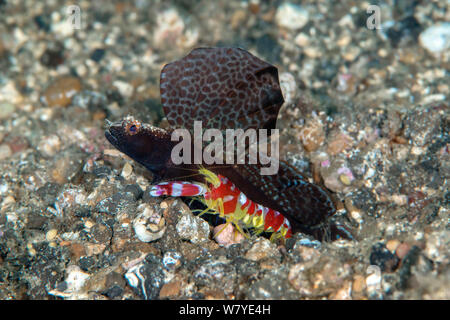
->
[149, 168, 292, 242]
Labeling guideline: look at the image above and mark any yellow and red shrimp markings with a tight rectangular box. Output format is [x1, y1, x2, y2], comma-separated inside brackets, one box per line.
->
[198, 168, 292, 241]
[149, 168, 292, 241]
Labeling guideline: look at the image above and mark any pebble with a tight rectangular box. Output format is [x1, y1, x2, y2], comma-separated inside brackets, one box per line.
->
[369, 243, 399, 272]
[386, 239, 401, 253]
[294, 33, 309, 47]
[330, 281, 352, 300]
[162, 251, 183, 272]
[0, 144, 12, 160]
[121, 162, 133, 179]
[0, 81, 23, 104]
[133, 204, 166, 242]
[395, 243, 411, 260]
[153, 8, 185, 48]
[45, 229, 58, 241]
[293, 244, 320, 263]
[352, 275, 366, 294]
[213, 223, 244, 247]
[42, 76, 82, 107]
[159, 279, 182, 298]
[40, 43, 65, 68]
[320, 159, 354, 193]
[69, 243, 86, 260]
[124, 254, 165, 300]
[50, 150, 85, 184]
[365, 266, 381, 292]
[275, 3, 309, 31]
[245, 237, 280, 261]
[327, 133, 353, 156]
[279, 72, 297, 106]
[339, 173, 352, 186]
[112, 80, 133, 98]
[230, 10, 247, 30]
[37, 134, 61, 158]
[299, 117, 325, 152]
[419, 23, 450, 54]
[193, 257, 237, 295]
[176, 207, 210, 244]
[48, 265, 90, 299]
[0, 102, 16, 120]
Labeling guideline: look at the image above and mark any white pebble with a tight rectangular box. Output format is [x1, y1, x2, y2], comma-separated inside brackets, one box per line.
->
[176, 210, 210, 244]
[113, 80, 133, 98]
[37, 134, 61, 157]
[279, 72, 297, 106]
[275, 3, 309, 31]
[0, 144, 12, 160]
[46, 229, 58, 241]
[0, 102, 16, 120]
[133, 205, 166, 242]
[419, 23, 450, 54]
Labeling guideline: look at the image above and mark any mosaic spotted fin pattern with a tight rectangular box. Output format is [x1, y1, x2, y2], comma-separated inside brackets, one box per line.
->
[160, 47, 284, 131]
[217, 161, 336, 233]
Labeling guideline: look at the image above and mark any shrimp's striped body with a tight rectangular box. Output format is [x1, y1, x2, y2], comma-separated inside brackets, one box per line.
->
[149, 168, 292, 241]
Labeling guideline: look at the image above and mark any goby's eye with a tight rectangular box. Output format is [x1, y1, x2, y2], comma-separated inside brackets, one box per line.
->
[129, 125, 137, 133]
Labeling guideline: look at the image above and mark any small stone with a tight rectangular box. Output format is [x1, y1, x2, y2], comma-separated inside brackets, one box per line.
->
[50, 150, 85, 184]
[46, 229, 58, 241]
[395, 243, 411, 260]
[84, 219, 95, 229]
[352, 275, 366, 293]
[193, 257, 236, 295]
[419, 23, 450, 54]
[42, 76, 82, 107]
[386, 239, 401, 253]
[279, 72, 297, 106]
[52, 18, 75, 37]
[27, 243, 36, 256]
[159, 280, 182, 298]
[153, 8, 185, 48]
[337, 34, 351, 47]
[124, 254, 165, 300]
[330, 281, 352, 300]
[70, 243, 86, 260]
[37, 134, 61, 158]
[294, 33, 309, 47]
[133, 204, 166, 242]
[176, 206, 210, 244]
[365, 266, 381, 291]
[369, 243, 399, 272]
[162, 251, 183, 272]
[90, 48, 105, 62]
[245, 237, 280, 261]
[339, 173, 352, 186]
[230, 10, 247, 30]
[299, 117, 325, 152]
[303, 47, 322, 59]
[0, 102, 16, 120]
[321, 159, 354, 193]
[0, 144, 12, 160]
[0, 82, 23, 104]
[1, 195, 15, 211]
[160, 201, 168, 209]
[121, 162, 133, 179]
[112, 80, 133, 98]
[213, 223, 244, 247]
[48, 265, 90, 299]
[275, 3, 309, 31]
[40, 43, 65, 68]
[327, 133, 353, 156]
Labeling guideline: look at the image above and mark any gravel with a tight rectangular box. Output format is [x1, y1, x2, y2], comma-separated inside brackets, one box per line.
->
[0, 0, 448, 300]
